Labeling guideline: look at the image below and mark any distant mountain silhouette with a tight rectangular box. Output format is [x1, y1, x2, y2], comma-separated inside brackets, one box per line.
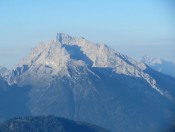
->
[141, 56, 175, 78]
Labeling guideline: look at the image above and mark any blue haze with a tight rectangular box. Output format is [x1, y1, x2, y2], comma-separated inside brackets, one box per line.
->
[0, 0, 174, 68]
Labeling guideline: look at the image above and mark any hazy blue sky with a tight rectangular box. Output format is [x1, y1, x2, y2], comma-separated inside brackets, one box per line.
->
[0, 0, 175, 68]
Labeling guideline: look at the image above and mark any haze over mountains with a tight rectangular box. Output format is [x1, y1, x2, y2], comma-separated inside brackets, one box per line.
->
[141, 56, 175, 78]
[0, 33, 175, 132]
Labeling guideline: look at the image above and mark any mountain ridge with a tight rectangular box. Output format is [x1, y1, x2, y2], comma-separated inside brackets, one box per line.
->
[8, 33, 165, 95]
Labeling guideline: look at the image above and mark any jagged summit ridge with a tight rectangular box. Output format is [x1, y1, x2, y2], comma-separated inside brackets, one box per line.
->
[54, 33, 163, 94]
[8, 33, 165, 95]
[56, 33, 76, 44]
[56, 33, 146, 69]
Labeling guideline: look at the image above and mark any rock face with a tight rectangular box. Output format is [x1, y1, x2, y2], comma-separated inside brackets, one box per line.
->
[141, 56, 175, 78]
[0, 115, 109, 132]
[1, 33, 175, 132]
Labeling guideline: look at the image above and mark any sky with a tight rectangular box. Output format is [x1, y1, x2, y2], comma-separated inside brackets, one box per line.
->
[0, 0, 175, 68]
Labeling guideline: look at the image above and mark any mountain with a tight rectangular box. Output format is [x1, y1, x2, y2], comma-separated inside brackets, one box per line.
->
[1, 33, 175, 132]
[0, 115, 109, 132]
[141, 56, 175, 78]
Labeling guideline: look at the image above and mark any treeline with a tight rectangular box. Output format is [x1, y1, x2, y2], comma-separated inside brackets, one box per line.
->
[0, 115, 109, 132]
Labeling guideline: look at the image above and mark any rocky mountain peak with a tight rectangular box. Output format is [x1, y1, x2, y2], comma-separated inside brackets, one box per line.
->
[56, 33, 75, 43]
[19, 41, 70, 69]
[7, 33, 166, 95]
